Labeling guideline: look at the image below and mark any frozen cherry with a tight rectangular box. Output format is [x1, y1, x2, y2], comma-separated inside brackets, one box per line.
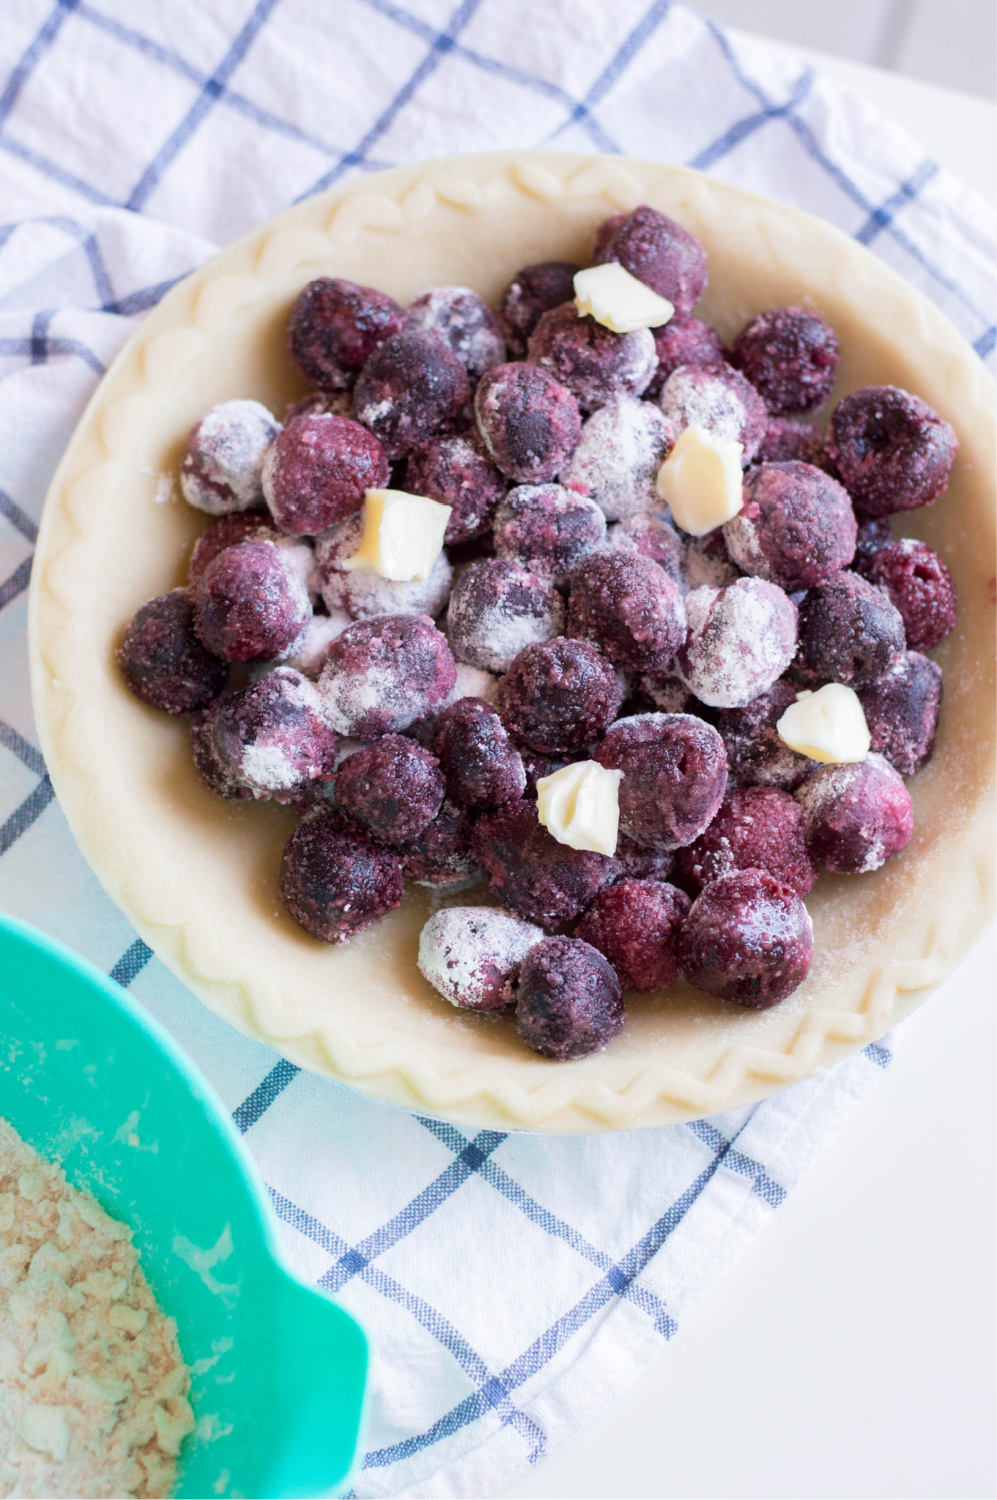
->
[188, 510, 277, 584]
[592, 205, 708, 314]
[475, 362, 582, 484]
[447, 559, 565, 673]
[498, 637, 622, 753]
[315, 511, 453, 620]
[527, 302, 657, 411]
[284, 390, 354, 422]
[336, 736, 444, 843]
[755, 416, 832, 470]
[612, 833, 675, 883]
[405, 433, 506, 544]
[865, 539, 956, 652]
[211, 667, 338, 803]
[675, 579, 798, 709]
[594, 713, 728, 851]
[576, 879, 690, 993]
[404, 286, 505, 381]
[353, 329, 470, 460]
[417, 906, 543, 1011]
[685, 531, 741, 590]
[724, 461, 857, 591]
[796, 753, 913, 874]
[637, 672, 691, 715]
[797, 570, 905, 686]
[732, 308, 839, 415]
[261, 413, 388, 536]
[856, 651, 942, 776]
[434, 696, 526, 808]
[646, 315, 728, 397]
[318, 613, 455, 738]
[472, 799, 613, 926]
[604, 512, 685, 588]
[180, 400, 281, 516]
[516, 936, 625, 1059]
[559, 396, 670, 522]
[853, 516, 893, 570]
[493, 483, 605, 585]
[194, 540, 311, 664]
[716, 680, 816, 791]
[119, 588, 227, 715]
[656, 363, 768, 465]
[827, 386, 958, 517]
[190, 700, 253, 800]
[280, 813, 404, 943]
[499, 261, 580, 357]
[679, 786, 815, 896]
[567, 550, 686, 672]
[287, 277, 404, 390]
[678, 869, 814, 1007]
[397, 796, 478, 887]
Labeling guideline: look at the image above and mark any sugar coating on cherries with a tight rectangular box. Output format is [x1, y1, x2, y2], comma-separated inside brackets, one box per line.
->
[575, 879, 690, 993]
[353, 329, 470, 460]
[336, 736, 445, 843]
[190, 702, 252, 801]
[447, 558, 565, 674]
[675, 578, 798, 709]
[472, 798, 614, 927]
[827, 385, 958, 517]
[646, 315, 728, 397]
[404, 286, 506, 381]
[724, 461, 857, 591]
[180, 400, 281, 516]
[434, 696, 526, 808]
[280, 813, 405, 943]
[499, 261, 580, 357]
[857, 650, 942, 777]
[755, 416, 831, 470]
[656, 362, 768, 465]
[864, 538, 956, 652]
[678, 869, 814, 1008]
[498, 636, 622, 753]
[679, 786, 815, 897]
[396, 797, 478, 887]
[797, 570, 905, 687]
[287, 277, 404, 390]
[515, 936, 625, 1060]
[605, 512, 686, 588]
[418, 906, 543, 1011]
[262, 413, 388, 536]
[732, 307, 840, 415]
[315, 511, 453, 620]
[796, 753, 913, 874]
[592, 204, 708, 315]
[527, 302, 657, 411]
[493, 483, 605, 585]
[567, 550, 686, 672]
[194, 540, 311, 664]
[319, 613, 455, 739]
[716, 679, 816, 791]
[475, 362, 582, 484]
[119, 588, 227, 715]
[404, 433, 506, 544]
[594, 713, 728, 851]
[685, 531, 741, 590]
[559, 396, 670, 523]
[210, 667, 338, 802]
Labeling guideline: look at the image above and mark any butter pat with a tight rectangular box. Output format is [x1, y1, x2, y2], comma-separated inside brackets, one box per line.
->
[777, 683, 871, 764]
[343, 489, 451, 582]
[655, 424, 743, 536]
[573, 263, 674, 334]
[536, 760, 623, 856]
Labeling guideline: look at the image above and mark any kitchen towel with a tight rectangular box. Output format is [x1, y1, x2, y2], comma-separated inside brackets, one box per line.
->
[0, 3, 993, 1496]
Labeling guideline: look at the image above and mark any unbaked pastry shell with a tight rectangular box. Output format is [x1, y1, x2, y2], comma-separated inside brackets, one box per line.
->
[28, 152, 996, 1132]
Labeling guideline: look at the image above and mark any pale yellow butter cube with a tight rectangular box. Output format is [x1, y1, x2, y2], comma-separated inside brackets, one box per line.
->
[536, 760, 623, 856]
[573, 263, 674, 334]
[655, 424, 743, 536]
[777, 683, 871, 764]
[343, 489, 451, 582]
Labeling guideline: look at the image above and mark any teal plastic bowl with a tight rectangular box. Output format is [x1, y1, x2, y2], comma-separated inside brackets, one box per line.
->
[0, 911, 368, 1498]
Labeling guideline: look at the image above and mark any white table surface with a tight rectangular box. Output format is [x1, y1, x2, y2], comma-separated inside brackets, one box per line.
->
[498, 45, 997, 1500]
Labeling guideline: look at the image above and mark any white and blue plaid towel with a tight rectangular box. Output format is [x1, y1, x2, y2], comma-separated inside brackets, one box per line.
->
[0, 4, 994, 1496]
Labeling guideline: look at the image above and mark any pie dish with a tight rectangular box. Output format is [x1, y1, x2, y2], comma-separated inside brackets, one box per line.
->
[28, 151, 996, 1132]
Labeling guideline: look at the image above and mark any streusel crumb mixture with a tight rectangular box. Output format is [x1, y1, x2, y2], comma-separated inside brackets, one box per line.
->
[0, 1119, 194, 1499]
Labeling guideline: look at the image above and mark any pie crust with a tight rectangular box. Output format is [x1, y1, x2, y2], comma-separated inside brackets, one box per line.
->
[28, 152, 996, 1132]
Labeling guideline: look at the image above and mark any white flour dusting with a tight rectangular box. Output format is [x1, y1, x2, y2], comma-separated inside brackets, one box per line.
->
[0, 1119, 194, 1499]
[559, 397, 669, 522]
